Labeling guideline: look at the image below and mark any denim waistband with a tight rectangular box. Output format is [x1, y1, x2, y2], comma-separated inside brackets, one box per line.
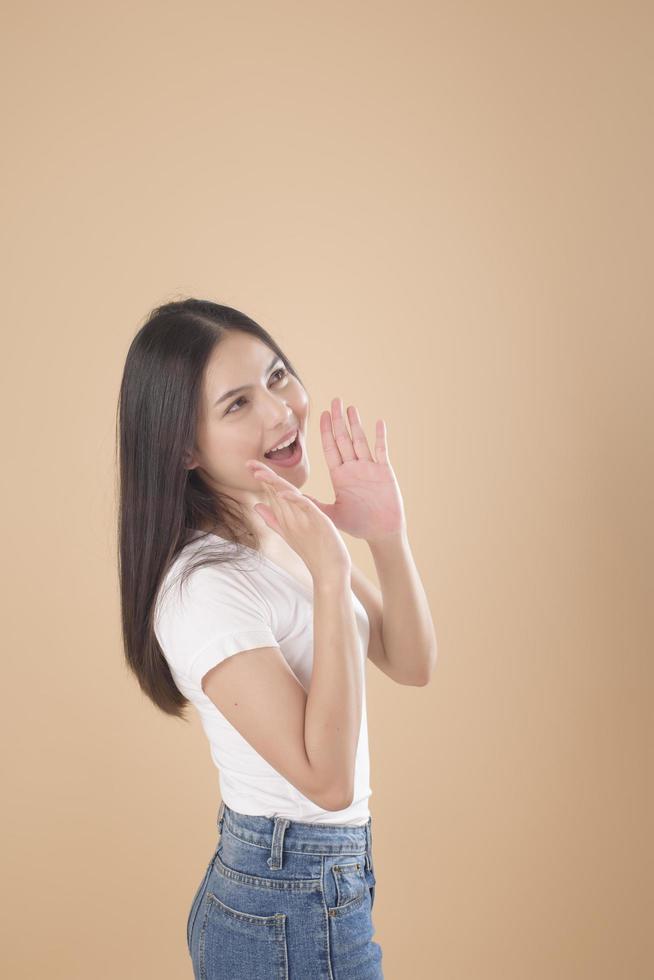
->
[216, 800, 375, 874]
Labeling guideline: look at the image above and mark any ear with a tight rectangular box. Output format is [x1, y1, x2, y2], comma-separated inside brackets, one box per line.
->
[183, 450, 198, 470]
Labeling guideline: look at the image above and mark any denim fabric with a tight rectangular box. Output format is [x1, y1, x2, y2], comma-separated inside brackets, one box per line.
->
[187, 801, 384, 979]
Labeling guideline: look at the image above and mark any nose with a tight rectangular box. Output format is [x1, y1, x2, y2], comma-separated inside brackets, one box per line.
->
[263, 391, 295, 432]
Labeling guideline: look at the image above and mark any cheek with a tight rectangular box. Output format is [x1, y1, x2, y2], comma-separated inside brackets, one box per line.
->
[207, 427, 248, 464]
[292, 383, 310, 416]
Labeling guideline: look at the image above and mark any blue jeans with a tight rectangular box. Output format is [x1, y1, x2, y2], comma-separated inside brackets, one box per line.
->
[187, 800, 384, 979]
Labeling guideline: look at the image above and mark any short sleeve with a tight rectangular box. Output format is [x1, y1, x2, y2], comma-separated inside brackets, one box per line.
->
[154, 560, 278, 690]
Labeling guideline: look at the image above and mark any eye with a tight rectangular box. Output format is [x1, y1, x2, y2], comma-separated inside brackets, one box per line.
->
[225, 366, 288, 415]
[270, 366, 288, 384]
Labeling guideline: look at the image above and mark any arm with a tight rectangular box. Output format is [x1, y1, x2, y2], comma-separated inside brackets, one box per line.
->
[304, 570, 363, 808]
[352, 530, 437, 686]
[201, 565, 363, 812]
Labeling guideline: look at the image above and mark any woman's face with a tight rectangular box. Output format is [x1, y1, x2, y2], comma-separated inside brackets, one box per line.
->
[185, 331, 310, 508]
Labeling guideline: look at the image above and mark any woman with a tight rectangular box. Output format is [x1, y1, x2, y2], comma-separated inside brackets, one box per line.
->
[117, 298, 436, 978]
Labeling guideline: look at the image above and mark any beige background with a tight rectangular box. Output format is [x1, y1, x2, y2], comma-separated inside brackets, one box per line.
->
[2, 2, 652, 978]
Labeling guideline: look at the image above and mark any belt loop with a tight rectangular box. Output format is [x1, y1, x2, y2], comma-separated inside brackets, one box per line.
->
[267, 815, 290, 870]
[217, 800, 226, 835]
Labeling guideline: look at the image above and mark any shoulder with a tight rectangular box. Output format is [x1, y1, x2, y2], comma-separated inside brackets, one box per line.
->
[155, 546, 270, 634]
[154, 551, 276, 680]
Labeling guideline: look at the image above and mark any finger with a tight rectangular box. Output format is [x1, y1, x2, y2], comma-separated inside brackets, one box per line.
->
[276, 485, 301, 498]
[331, 397, 356, 463]
[253, 501, 280, 531]
[264, 479, 302, 522]
[269, 482, 299, 533]
[302, 492, 335, 520]
[373, 418, 389, 465]
[262, 480, 284, 521]
[247, 460, 297, 492]
[252, 468, 294, 489]
[320, 407, 343, 471]
[345, 404, 374, 462]
[254, 485, 283, 532]
[277, 489, 311, 509]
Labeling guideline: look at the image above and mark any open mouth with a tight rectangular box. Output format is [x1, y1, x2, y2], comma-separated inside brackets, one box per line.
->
[263, 432, 302, 466]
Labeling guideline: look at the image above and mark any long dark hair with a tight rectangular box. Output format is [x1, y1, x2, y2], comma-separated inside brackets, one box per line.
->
[115, 298, 305, 720]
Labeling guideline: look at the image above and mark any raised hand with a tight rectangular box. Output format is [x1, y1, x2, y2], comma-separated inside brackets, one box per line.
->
[247, 398, 406, 543]
[246, 473, 351, 577]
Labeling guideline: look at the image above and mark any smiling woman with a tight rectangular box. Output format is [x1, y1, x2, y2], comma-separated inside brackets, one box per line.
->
[182, 328, 311, 511]
[116, 297, 387, 979]
[116, 299, 310, 717]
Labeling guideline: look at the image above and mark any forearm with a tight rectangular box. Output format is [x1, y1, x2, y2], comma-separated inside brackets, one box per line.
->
[304, 571, 363, 808]
[369, 529, 437, 684]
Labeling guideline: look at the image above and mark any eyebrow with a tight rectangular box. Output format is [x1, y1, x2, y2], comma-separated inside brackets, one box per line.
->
[213, 354, 281, 407]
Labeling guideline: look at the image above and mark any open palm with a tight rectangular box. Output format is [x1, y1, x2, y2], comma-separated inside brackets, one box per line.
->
[302, 399, 406, 542]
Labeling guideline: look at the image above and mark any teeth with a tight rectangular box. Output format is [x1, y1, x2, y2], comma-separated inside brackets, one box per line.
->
[266, 431, 297, 453]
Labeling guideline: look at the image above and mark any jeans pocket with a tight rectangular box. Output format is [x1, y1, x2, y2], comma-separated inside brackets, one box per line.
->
[200, 887, 289, 979]
[328, 859, 368, 915]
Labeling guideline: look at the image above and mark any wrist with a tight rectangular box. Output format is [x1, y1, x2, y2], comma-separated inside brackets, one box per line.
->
[311, 563, 352, 592]
[366, 526, 409, 555]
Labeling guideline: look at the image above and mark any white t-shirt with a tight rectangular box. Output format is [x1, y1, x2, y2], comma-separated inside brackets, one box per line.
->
[154, 532, 372, 826]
